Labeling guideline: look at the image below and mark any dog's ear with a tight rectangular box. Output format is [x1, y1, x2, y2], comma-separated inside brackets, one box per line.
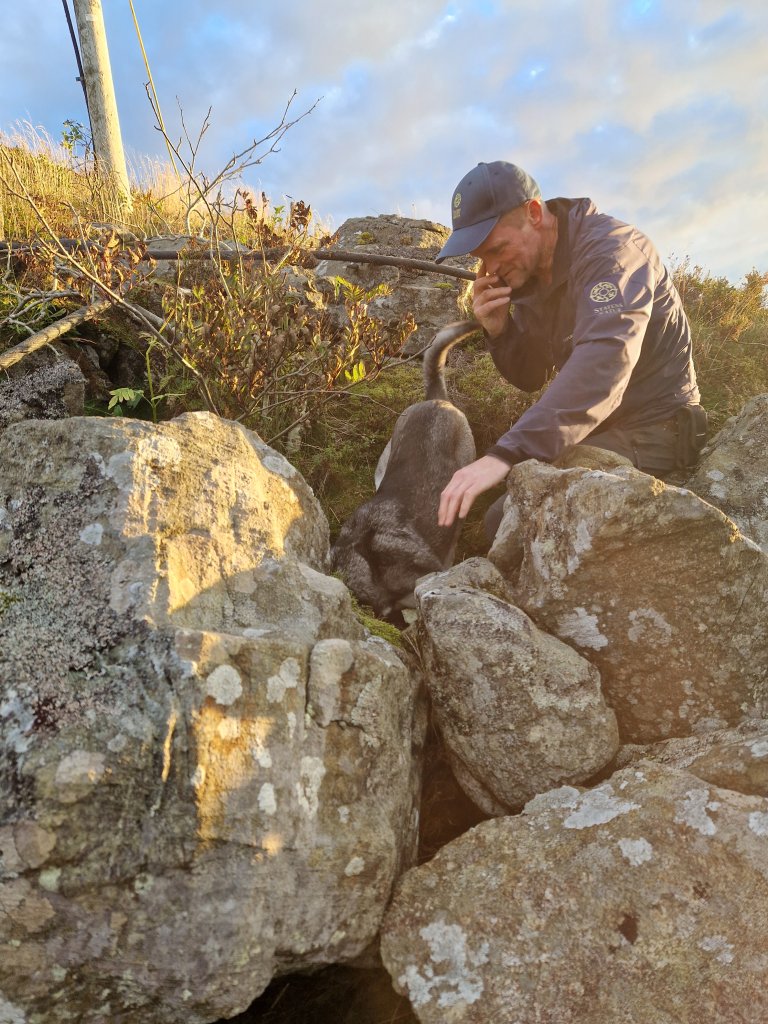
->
[331, 530, 395, 616]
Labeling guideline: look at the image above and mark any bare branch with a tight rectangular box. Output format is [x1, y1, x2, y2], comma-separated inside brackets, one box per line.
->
[0, 238, 476, 283]
[0, 297, 112, 370]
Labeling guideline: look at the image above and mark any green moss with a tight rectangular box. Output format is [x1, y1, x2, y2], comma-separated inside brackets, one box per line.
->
[353, 605, 405, 647]
[0, 589, 20, 616]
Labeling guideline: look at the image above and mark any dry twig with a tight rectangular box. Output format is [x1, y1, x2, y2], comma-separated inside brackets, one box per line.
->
[0, 297, 112, 370]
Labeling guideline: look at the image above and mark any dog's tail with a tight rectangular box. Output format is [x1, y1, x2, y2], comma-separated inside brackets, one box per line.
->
[423, 320, 481, 401]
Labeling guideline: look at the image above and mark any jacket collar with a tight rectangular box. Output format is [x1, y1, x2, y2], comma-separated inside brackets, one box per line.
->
[509, 197, 592, 303]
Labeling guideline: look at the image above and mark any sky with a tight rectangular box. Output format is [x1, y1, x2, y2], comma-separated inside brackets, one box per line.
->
[1, 1, 766, 283]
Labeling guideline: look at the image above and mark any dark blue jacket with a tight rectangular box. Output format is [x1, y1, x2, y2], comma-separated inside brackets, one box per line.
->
[486, 197, 700, 466]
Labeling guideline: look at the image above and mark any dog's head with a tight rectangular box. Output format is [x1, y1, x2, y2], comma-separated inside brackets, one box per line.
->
[331, 506, 445, 623]
[331, 532, 397, 619]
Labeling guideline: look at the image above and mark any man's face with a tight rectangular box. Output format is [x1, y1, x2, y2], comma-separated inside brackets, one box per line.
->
[471, 203, 541, 289]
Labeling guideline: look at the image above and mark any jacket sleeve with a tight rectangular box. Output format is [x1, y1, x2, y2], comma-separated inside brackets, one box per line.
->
[487, 257, 655, 466]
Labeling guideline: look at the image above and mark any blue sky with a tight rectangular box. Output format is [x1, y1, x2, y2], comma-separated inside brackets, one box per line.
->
[1, 1, 766, 282]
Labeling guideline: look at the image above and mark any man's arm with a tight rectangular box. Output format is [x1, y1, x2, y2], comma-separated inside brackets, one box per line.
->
[488, 260, 654, 465]
[435, 267, 517, 529]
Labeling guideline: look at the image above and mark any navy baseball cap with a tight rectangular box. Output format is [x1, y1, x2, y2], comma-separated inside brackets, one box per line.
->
[436, 161, 542, 263]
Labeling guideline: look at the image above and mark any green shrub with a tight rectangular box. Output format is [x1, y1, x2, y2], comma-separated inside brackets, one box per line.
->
[674, 261, 768, 431]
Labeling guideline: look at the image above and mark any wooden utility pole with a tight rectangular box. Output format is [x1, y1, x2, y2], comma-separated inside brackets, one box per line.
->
[71, 0, 132, 213]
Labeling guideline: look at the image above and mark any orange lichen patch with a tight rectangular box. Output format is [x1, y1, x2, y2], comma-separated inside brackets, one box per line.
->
[192, 702, 276, 844]
[261, 832, 284, 857]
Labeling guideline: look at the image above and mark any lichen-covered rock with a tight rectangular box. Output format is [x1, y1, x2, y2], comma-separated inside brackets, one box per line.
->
[489, 461, 768, 742]
[381, 763, 768, 1024]
[328, 215, 451, 253]
[0, 413, 422, 1024]
[315, 215, 474, 354]
[0, 360, 85, 430]
[0, 411, 331, 646]
[414, 559, 618, 813]
[489, 446, 635, 573]
[687, 393, 768, 552]
[617, 719, 768, 797]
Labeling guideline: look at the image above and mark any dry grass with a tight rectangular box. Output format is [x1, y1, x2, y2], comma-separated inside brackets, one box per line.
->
[672, 259, 768, 432]
[0, 119, 324, 245]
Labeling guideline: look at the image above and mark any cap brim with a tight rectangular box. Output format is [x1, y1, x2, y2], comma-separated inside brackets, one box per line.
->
[435, 215, 500, 264]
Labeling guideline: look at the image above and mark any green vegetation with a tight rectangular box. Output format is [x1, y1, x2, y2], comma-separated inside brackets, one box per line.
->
[107, 386, 144, 416]
[1, 123, 766, 566]
[0, 589, 20, 616]
[345, 590, 405, 647]
[672, 259, 768, 432]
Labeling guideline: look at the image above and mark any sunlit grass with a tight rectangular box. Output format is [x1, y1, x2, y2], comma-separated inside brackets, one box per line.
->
[0, 119, 325, 244]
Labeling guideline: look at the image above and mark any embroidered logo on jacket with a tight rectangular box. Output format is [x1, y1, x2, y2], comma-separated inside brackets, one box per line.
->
[589, 281, 619, 303]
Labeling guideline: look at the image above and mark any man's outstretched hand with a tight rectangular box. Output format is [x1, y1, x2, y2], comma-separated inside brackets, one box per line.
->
[438, 454, 510, 527]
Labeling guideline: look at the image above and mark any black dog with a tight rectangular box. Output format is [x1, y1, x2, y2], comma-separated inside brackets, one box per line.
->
[331, 321, 478, 624]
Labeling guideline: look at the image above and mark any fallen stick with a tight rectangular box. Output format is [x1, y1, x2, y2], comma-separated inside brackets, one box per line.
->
[0, 297, 112, 370]
[146, 245, 477, 282]
[0, 240, 476, 282]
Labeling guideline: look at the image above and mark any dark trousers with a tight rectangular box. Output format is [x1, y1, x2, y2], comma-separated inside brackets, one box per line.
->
[484, 419, 683, 544]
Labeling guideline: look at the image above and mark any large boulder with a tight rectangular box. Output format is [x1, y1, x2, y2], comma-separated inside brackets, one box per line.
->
[687, 393, 768, 552]
[616, 718, 768, 797]
[315, 215, 474, 354]
[381, 763, 768, 1024]
[414, 559, 618, 813]
[327, 215, 450, 254]
[489, 461, 768, 743]
[0, 360, 85, 430]
[0, 413, 422, 1024]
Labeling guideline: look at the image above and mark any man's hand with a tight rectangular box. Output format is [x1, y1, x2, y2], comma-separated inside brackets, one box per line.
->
[438, 454, 511, 528]
[473, 261, 512, 339]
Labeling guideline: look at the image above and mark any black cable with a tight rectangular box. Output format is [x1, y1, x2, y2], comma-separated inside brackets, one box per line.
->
[60, 0, 91, 120]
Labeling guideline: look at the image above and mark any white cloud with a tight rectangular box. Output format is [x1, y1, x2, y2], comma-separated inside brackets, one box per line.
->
[0, 0, 766, 280]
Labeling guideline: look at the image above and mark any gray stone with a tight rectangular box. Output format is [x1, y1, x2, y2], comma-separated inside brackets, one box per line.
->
[0, 412, 422, 1023]
[489, 446, 634, 575]
[315, 215, 475, 355]
[414, 559, 618, 813]
[0, 360, 85, 429]
[687, 393, 768, 552]
[381, 763, 768, 1024]
[327, 215, 450, 253]
[489, 460, 768, 743]
[144, 233, 200, 279]
[617, 719, 768, 797]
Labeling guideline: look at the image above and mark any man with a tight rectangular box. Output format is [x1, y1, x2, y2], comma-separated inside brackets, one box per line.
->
[435, 160, 706, 538]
